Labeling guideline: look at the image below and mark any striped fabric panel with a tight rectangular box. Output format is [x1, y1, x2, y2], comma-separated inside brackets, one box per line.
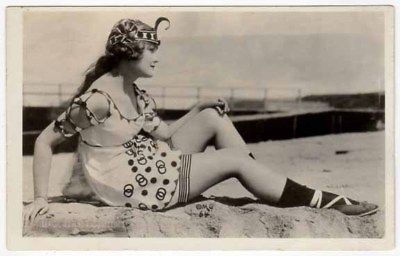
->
[178, 154, 192, 203]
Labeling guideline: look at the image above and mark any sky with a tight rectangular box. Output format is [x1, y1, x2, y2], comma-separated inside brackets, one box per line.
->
[23, 7, 386, 98]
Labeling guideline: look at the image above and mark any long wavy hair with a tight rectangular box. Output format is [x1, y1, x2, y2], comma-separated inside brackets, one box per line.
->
[72, 19, 155, 99]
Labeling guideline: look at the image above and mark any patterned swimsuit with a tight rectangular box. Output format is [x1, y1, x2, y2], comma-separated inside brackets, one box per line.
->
[54, 83, 191, 211]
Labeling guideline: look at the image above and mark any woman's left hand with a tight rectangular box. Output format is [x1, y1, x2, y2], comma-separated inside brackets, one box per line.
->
[195, 98, 230, 115]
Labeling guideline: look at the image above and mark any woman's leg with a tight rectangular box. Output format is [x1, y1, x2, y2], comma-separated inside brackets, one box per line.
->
[187, 148, 287, 203]
[185, 148, 378, 216]
[171, 108, 250, 154]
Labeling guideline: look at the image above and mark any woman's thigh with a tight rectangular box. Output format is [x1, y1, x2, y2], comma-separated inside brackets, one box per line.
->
[171, 109, 218, 154]
[186, 148, 244, 200]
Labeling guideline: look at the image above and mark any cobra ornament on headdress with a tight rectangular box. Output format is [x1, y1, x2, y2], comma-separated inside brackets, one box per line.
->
[106, 17, 170, 58]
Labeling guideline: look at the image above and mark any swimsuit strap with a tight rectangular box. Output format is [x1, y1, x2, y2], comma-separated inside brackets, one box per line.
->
[132, 83, 161, 133]
[132, 83, 158, 111]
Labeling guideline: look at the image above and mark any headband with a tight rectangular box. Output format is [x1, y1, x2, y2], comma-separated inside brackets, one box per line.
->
[106, 17, 170, 57]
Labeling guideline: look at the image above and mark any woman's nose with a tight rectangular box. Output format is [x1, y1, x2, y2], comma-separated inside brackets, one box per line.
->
[153, 54, 159, 63]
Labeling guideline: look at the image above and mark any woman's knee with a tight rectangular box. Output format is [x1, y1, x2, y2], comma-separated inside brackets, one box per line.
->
[198, 107, 220, 119]
[217, 148, 253, 176]
[197, 108, 228, 129]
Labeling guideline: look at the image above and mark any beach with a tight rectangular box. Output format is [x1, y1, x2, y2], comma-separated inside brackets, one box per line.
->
[23, 131, 385, 237]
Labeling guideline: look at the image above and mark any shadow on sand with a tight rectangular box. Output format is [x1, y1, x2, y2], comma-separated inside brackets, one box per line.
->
[23, 195, 260, 209]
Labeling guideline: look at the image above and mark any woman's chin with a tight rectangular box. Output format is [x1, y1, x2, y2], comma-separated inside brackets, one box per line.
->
[139, 72, 154, 78]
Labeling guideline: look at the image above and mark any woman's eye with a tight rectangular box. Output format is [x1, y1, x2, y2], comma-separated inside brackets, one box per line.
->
[147, 45, 158, 53]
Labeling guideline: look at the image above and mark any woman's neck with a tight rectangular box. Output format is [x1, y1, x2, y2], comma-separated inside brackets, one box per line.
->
[121, 73, 138, 96]
[117, 60, 140, 96]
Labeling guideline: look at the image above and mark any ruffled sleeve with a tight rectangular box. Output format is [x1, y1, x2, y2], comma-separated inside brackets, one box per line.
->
[53, 89, 112, 137]
[134, 85, 161, 133]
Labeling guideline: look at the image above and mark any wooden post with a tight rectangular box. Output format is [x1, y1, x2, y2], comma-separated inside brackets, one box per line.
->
[338, 115, 342, 133]
[297, 88, 302, 103]
[263, 88, 268, 111]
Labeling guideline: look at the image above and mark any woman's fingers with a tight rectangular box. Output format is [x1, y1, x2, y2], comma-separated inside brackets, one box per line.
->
[25, 209, 36, 226]
[39, 205, 49, 215]
[29, 207, 41, 223]
[217, 98, 230, 114]
[23, 206, 32, 226]
[23, 203, 48, 227]
[221, 99, 230, 113]
[29, 208, 38, 223]
[198, 98, 230, 115]
[215, 106, 224, 115]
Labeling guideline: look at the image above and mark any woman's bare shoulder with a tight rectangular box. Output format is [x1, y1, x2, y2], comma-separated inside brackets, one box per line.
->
[66, 75, 122, 125]
[89, 74, 122, 93]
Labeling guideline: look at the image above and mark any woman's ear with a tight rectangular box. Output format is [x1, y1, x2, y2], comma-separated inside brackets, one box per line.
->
[110, 67, 119, 77]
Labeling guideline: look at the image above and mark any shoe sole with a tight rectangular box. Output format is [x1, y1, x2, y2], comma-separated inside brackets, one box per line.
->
[357, 207, 379, 217]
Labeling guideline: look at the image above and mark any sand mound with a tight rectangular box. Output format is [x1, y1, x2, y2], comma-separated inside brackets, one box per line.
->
[23, 132, 385, 238]
[23, 197, 383, 238]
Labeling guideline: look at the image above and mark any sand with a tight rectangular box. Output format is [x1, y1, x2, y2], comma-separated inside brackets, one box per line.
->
[22, 131, 385, 237]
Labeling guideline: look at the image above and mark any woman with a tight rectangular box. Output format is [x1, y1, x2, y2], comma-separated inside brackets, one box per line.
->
[24, 17, 378, 224]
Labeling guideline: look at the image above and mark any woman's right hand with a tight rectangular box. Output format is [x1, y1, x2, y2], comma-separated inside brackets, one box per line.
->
[23, 197, 49, 226]
[195, 98, 230, 115]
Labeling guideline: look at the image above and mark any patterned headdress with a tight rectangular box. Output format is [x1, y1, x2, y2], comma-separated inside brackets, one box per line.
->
[106, 17, 170, 58]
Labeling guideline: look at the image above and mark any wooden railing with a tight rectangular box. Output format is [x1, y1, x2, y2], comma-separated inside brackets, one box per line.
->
[23, 83, 303, 110]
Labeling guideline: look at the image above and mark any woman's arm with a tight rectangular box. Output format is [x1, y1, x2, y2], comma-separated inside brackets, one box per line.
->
[33, 122, 66, 200]
[25, 91, 111, 225]
[24, 122, 67, 225]
[150, 98, 230, 140]
[150, 106, 201, 140]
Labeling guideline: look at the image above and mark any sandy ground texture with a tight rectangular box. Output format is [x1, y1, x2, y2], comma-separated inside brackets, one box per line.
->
[22, 131, 385, 237]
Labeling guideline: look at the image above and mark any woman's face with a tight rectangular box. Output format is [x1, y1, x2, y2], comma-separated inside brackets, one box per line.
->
[129, 44, 159, 78]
